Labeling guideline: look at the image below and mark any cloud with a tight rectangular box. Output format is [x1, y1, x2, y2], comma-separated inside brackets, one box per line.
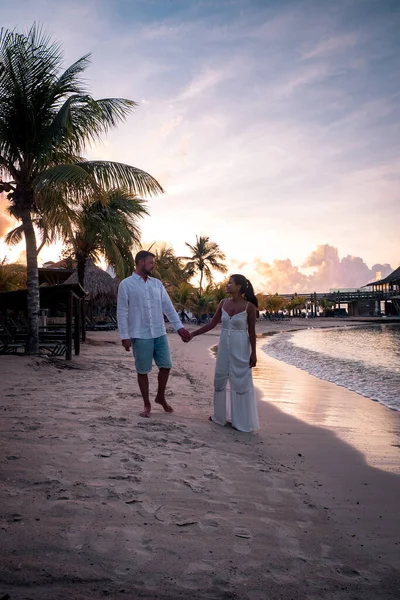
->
[178, 67, 229, 101]
[245, 245, 394, 293]
[303, 245, 393, 289]
[274, 64, 331, 98]
[254, 258, 310, 294]
[302, 33, 359, 60]
[161, 115, 183, 137]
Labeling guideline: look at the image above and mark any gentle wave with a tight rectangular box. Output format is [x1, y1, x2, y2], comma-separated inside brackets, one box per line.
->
[262, 325, 400, 412]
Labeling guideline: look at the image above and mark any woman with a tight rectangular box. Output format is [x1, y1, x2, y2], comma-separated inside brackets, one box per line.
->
[190, 274, 259, 432]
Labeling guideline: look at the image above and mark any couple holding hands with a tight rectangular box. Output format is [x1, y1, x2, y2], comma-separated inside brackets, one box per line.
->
[117, 250, 259, 433]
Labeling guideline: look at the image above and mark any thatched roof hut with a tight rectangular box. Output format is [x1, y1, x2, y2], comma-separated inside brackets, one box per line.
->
[64, 259, 118, 307]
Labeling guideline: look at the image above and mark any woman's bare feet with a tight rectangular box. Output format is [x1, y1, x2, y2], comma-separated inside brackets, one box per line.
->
[140, 406, 151, 418]
[155, 396, 174, 413]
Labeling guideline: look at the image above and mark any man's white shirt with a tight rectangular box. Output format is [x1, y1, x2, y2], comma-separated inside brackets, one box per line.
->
[117, 273, 183, 340]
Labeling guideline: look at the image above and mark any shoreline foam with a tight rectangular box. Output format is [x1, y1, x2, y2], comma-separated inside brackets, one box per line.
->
[261, 324, 400, 412]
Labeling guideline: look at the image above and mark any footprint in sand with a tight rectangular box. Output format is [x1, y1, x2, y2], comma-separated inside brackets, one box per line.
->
[108, 474, 141, 482]
[233, 526, 252, 555]
[125, 451, 146, 462]
[171, 438, 206, 451]
[135, 422, 206, 454]
[177, 561, 223, 592]
[98, 416, 128, 427]
[135, 421, 185, 433]
[335, 565, 361, 578]
[199, 517, 220, 534]
[180, 477, 207, 494]
[145, 503, 201, 529]
[120, 460, 143, 474]
[203, 469, 223, 481]
[92, 524, 152, 568]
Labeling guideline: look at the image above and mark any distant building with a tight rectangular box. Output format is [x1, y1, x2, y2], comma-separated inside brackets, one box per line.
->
[363, 267, 400, 316]
[325, 267, 400, 317]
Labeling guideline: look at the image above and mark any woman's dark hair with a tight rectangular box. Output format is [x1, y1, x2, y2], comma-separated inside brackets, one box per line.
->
[231, 274, 258, 308]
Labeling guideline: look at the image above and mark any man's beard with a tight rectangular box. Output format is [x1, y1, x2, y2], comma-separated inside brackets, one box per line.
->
[143, 267, 153, 276]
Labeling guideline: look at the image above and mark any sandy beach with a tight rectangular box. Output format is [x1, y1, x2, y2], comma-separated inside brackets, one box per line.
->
[1, 319, 399, 600]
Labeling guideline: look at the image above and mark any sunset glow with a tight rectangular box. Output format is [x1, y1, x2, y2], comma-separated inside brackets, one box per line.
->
[1, 0, 399, 292]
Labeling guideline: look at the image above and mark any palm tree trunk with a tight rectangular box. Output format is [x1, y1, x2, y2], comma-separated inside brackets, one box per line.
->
[199, 268, 204, 296]
[21, 208, 39, 354]
[77, 255, 86, 288]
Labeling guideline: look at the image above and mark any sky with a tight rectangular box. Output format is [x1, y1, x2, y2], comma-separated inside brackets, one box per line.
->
[0, 0, 399, 292]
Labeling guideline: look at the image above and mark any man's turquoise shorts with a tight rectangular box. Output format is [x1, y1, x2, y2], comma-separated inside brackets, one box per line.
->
[131, 335, 172, 374]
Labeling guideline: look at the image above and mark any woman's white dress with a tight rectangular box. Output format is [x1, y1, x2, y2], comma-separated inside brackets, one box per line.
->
[211, 306, 259, 432]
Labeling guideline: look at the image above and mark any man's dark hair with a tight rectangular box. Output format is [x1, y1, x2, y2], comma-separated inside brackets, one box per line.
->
[135, 250, 155, 265]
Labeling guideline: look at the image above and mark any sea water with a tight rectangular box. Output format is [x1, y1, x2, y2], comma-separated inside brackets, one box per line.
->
[262, 324, 400, 411]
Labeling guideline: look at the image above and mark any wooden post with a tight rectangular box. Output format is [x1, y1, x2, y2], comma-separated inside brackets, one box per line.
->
[66, 291, 73, 361]
[81, 300, 86, 342]
[74, 297, 80, 356]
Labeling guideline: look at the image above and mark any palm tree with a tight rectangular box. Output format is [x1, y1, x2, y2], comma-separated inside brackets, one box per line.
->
[0, 257, 26, 292]
[149, 244, 188, 290]
[182, 235, 227, 295]
[286, 295, 306, 317]
[256, 293, 266, 311]
[0, 25, 163, 353]
[209, 280, 229, 306]
[69, 189, 147, 285]
[170, 282, 194, 322]
[6, 188, 147, 285]
[264, 294, 286, 315]
[319, 297, 335, 317]
[189, 291, 215, 324]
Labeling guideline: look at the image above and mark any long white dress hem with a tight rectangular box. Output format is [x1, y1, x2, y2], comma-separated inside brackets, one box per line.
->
[211, 307, 259, 433]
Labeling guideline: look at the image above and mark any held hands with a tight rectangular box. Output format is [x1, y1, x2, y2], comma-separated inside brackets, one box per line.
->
[249, 352, 257, 368]
[178, 328, 192, 343]
[123, 333, 193, 348]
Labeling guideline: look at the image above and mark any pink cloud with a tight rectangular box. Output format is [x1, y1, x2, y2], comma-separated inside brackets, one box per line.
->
[254, 245, 393, 293]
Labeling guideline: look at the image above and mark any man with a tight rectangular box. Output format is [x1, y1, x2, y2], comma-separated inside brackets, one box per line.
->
[117, 250, 191, 418]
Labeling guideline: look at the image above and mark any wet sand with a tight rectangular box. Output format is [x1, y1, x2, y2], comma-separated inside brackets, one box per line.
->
[254, 348, 400, 475]
[0, 320, 399, 599]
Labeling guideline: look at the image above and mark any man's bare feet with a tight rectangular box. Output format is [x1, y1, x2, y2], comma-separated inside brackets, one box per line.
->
[155, 396, 174, 413]
[140, 406, 151, 418]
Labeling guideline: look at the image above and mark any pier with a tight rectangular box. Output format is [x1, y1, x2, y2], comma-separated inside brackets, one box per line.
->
[268, 266, 400, 317]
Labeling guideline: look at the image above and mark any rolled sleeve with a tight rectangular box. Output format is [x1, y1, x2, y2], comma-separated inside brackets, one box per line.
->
[161, 286, 183, 332]
[117, 282, 130, 339]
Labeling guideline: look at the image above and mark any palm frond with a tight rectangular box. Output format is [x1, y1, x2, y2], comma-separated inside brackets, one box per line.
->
[55, 54, 91, 95]
[46, 96, 137, 156]
[77, 161, 164, 197]
[35, 193, 76, 242]
[34, 163, 106, 202]
[4, 224, 24, 246]
[0, 260, 27, 291]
